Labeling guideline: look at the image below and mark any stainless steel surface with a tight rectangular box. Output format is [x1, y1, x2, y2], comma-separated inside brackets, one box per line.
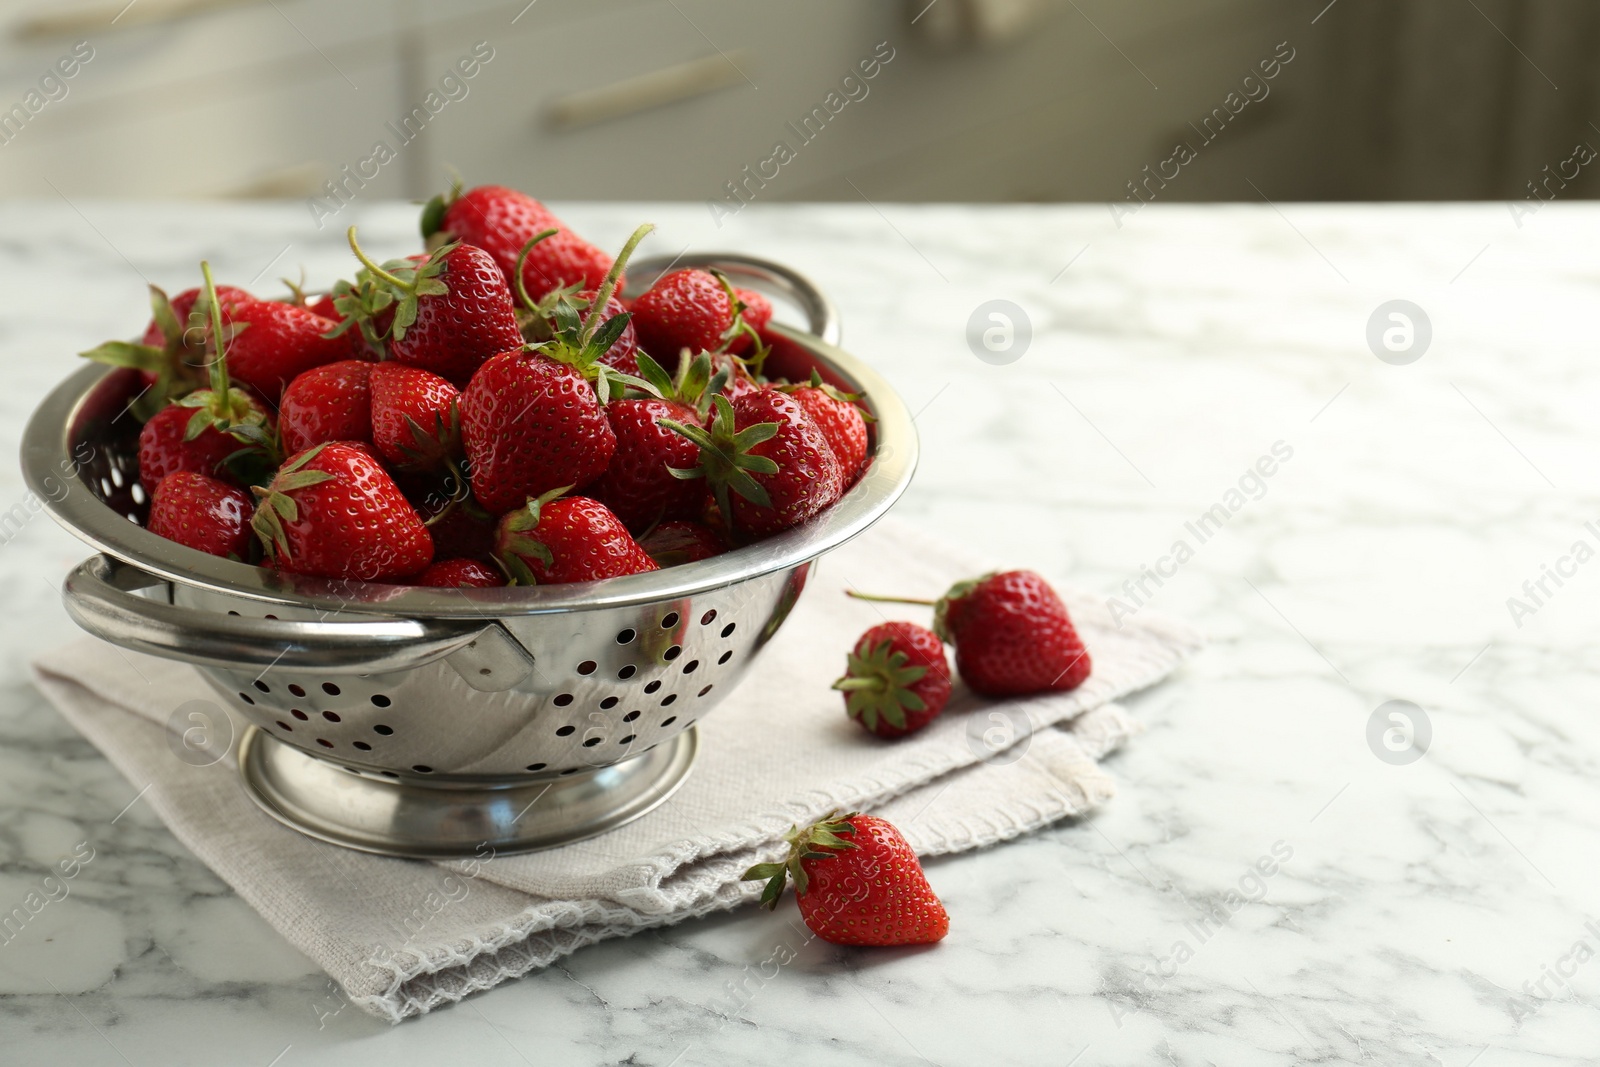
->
[175, 560, 810, 779]
[63, 554, 493, 676]
[238, 725, 699, 859]
[24, 254, 912, 856]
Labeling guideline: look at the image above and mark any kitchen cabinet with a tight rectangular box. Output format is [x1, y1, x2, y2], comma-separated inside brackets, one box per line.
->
[0, 0, 1316, 203]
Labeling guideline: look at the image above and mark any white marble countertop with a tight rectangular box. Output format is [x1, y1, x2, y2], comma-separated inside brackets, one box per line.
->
[2, 199, 1598, 1065]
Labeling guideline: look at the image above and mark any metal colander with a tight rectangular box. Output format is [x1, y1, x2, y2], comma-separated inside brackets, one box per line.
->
[21, 255, 917, 858]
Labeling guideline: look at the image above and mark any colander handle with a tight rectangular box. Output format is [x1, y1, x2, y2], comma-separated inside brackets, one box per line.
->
[63, 555, 491, 675]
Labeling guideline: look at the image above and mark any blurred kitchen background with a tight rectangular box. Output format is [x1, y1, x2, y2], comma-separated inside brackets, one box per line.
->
[2, 0, 1598, 205]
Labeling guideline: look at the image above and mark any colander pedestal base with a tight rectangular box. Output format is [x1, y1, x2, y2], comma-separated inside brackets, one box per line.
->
[237, 727, 699, 859]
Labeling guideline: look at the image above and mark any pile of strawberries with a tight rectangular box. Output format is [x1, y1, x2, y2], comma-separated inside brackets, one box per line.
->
[84, 183, 872, 588]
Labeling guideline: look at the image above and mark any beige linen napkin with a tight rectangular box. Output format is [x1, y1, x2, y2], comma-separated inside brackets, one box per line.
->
[31, 520, 1202, 1022]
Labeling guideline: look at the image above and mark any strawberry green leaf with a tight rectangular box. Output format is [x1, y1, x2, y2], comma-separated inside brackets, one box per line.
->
[587, 311, 631, 355]
[148, 284, 183, 346]
[182, 406, 213, 442]
[419, 193, 448, 239]
[79, 341, 166, 371]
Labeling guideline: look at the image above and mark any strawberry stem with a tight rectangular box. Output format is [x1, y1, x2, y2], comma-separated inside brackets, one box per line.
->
[740, 810, 860, 909]
[580, 223, 654, 340]
[422, 494, 460, 528]
[199, 261, 232, 398]
[345, 226, 411, 291]
[845, 590, 938, 607]
[511, 229, 560, 313]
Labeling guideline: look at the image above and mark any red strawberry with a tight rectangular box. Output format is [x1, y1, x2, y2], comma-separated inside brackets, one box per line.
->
[139, 403, 249, 486]
[834, 622, 951, 739]
[784, 370, 871, 485]
[147, 472, 254, 559]
[493, 491, 658, 585]
[137, 266, 275, 486]
[589, 396, 702, 531]
[588, 352, 725, 532]
[422, 183, 612, 304]
[638, 520, 728, 568]
[936, 571, 1091, 696]
[742, 811, 948, 947]
[347, 232, 523, 387]
[368, 362, 461, 473]
[81, 283, 254, 420]
[251, 443, 433, 581]
[279, 360, 373, 455]
[667, 389, 842, 541]
[463, 226, 654, 514]
[726, 287, 772, 356]
[215, 299, 353, 404]
[463, 350, 615, 514]
[632, 268, 738, 360]
[415, 558, 505, 588]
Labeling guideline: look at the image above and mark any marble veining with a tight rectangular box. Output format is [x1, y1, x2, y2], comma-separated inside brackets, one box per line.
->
[1, 200, 1598, 1064]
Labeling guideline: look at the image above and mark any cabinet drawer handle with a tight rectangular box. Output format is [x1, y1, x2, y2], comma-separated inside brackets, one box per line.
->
[546, 51, 752, 130]
[14, 0, 254, 41]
